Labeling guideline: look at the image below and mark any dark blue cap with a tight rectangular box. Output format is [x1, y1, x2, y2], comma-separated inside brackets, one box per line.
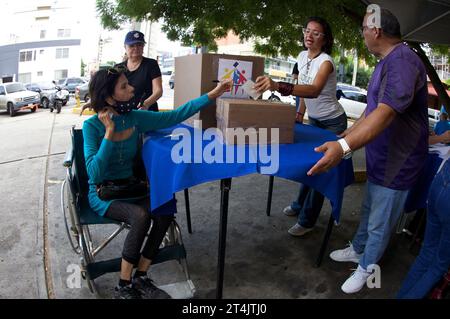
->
[124, 30, 146, 45]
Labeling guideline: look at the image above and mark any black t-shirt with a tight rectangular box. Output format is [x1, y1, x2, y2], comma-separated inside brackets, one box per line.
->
[292, 62, 299, 75]
[117, 57, 161, 111]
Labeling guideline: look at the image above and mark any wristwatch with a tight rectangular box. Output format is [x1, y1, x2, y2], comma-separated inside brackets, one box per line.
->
[337, 138, 352, 160]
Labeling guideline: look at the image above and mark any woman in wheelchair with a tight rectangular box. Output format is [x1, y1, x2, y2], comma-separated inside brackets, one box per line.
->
[83, 67, 231, 299]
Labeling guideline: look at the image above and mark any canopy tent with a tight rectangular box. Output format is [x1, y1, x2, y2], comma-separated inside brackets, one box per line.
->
[362, 0, 450, 45]
[362, 0, 450, 112]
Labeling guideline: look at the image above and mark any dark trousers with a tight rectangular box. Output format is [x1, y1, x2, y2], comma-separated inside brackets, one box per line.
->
[105, 198, 175, 265]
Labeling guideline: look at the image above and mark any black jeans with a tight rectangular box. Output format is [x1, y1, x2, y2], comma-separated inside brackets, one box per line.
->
[105, 198, 174, 265]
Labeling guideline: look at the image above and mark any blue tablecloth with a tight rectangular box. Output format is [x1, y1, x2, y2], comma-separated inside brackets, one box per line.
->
[143, 123, 354, 223]
[404, 153, 443, 213]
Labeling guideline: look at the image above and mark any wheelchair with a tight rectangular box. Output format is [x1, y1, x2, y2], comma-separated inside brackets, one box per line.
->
[61, 126, 195, 297]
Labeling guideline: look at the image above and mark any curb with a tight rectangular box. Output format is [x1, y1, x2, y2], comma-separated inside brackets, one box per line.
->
[72, 106, 95, 116]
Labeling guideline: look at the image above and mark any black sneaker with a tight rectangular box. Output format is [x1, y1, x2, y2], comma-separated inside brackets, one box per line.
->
[114, 284, 142, 299]
[132, 276, 171, 299]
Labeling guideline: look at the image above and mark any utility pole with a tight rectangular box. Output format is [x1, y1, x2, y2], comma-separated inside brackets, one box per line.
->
[352, 49, 358, 86]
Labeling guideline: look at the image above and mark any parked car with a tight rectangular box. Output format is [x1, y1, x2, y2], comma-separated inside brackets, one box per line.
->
[262, 91, 296, 105]
[428, 107, 440, 130]
[25, 82, 69, 108]
[169, 73, 175, 89]
[57, 77, 87, 93]
[75, 82, 90, 102]
[0, 82, 40, 116]
[337, 82, 366, 93]
[338, 89, 367, 119]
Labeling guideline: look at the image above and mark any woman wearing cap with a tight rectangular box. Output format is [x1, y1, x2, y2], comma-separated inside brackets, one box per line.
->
[117, 30, 162, 111]
[254, 17, 347, 237]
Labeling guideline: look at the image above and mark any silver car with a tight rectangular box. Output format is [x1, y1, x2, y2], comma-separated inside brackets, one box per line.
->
[75, 82, 90, 102]
[25, 82, 69, 108]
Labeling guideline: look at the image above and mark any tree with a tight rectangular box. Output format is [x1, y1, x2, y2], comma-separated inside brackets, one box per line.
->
[80, 59, 86, 76]
[96, 0, 449, 112]
[96, 0, 367, 57]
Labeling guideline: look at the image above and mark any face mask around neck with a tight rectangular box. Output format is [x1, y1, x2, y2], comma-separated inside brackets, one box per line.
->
[113, 99, 136, 114]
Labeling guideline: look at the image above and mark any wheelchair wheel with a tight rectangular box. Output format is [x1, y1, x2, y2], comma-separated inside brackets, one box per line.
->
[61, 179, 81, 254]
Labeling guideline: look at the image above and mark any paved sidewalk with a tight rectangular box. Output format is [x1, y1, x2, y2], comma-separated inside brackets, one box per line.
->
[0, 107, 417, 299]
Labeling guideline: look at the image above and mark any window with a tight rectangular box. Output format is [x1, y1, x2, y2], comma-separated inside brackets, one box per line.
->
[18, 73, 31, 84]
[57, 29, 71, 38]
[0, 86, 5, 95]
[40, 30, 46, 39]
[56, 48, 69, 59]
[343, 91, 367, 103]
[37, 71, 43, 77]
[356, 93, 367, 104]
[19, 51, 33, 62]
[67, 78, 84, 85]
[54, 69, 68, 80]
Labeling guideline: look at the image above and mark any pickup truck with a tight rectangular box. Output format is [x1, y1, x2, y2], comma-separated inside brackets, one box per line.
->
[0, 82, 40, 116]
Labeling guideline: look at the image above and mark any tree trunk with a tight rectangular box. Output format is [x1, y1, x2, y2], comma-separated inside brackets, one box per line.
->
[407, 42, 450, 115]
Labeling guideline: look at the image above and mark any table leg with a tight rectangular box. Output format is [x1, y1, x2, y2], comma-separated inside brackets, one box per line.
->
[217, 178, 232, 299]
[266, 176, 274, 216]
[315, 214, 335, 267]
[184, 188, 192, 234]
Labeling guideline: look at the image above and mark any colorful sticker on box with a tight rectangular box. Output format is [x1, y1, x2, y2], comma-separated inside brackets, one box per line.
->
[218, 59, 253, 98]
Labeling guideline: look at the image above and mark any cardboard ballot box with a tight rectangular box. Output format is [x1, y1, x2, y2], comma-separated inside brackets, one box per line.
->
[174, 53, 265, 129]
[216, 98, 296, 145]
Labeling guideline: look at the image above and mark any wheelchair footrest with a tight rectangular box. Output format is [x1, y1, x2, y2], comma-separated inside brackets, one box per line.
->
[86, 244, 187, 280]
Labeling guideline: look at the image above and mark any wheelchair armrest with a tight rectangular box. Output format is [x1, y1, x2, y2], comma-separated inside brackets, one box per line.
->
[63, 143, 74, 168]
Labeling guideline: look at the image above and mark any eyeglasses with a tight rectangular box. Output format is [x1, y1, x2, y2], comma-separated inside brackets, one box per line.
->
[302, 28, 325, 39]
[107, 64, 128, 75]
[360, 25, 375, 36]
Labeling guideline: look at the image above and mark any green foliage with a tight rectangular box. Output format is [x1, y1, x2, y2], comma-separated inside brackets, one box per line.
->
[80, 59, 86, 76]
[348, 68, 372, 89]
[429, 44, 450, 60]
[96, 0, 370, 58]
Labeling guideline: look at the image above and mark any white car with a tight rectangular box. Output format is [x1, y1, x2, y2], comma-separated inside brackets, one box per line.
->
[0, 82, 40, 117]
[262, 91, 296, 105]
[338, 88, 439, 129]
[338, 89, 367, 119]
[428, 108, 440, 130]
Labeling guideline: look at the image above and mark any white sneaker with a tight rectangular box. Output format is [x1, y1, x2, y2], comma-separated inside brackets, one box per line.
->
[283, 206, 298, 216]
[329, 243, 362, 263]
[288, 223, 314, 237]
[341, 265, 371, 294]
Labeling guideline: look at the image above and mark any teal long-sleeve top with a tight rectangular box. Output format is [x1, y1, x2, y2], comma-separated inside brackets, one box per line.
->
[82, 94, 212, 216]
